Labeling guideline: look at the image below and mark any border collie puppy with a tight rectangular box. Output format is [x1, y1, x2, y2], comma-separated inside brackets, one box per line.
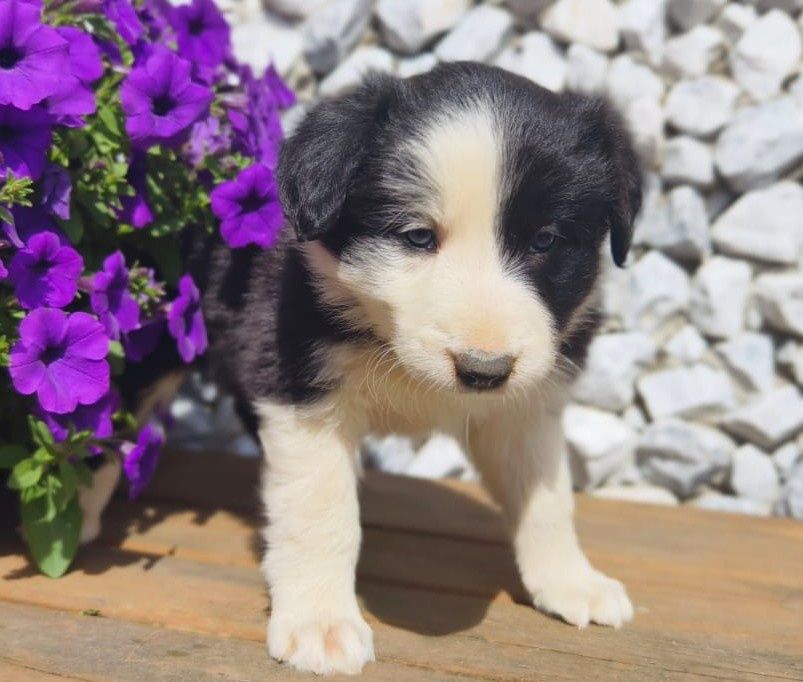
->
[202, 62, 642, 675]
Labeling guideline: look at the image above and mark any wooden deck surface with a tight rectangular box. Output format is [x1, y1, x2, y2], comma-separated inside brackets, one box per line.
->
[1, 450, 802, 681]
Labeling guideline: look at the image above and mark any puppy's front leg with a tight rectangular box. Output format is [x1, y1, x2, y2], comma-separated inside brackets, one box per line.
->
[257, 401, 373, 675]
[469, 404, 633, 629]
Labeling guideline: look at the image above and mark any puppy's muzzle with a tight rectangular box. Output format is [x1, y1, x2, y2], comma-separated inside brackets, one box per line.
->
[453, 350, 515, 391]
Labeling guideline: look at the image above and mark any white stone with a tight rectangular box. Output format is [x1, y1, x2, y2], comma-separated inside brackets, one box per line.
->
[364, 434, 417, 473]
[263, 0, 328, 20]
[790, 74, 803, 108]
[623, 96, 664, 168]
[376, 0, 470, 55]
[661, 138, 715, 188]
[502, 0, 553, 26]
[730, 10, 802, 102]
[715, 333, 776, 392]
[592, 483, 678, 506]
[564, 405, 637, 489]
[603, 250, 690, 331]
[667, 0, 725, 31]
[730, 444, 781, 504]
[772, 441, 802, 481]
[618, 0, 666, 65]
[704, 187, 735, 221]
[691, 490, 772, 516]
[405, 434, 473, 479]
[622, 405, 647, 431]
[716, 3, 757, 43]
[756, 0, 803, 10]
[540, 0, 620, 53]
[777, 463, 803, 519]
[572, 332, 657, 411]
[714, 97, 803, 193]
[565, 44, 608, 94]
[711, 182, 803, 266]
[722, 385, 803, 450]
[777, 341, 803, 385]
[495, 32, 567, 92]
[605, 54, 664, 110]
[637, 418, 735, 498]
[396, 53, 437, 79]
[302, 0, 372, 75]
[318, 46, 395, 97]
[231, 14, 304, 77]
[690, 256, 752, 339]
[632, 172, 667, 248]
[637, 365, 735, 420]
[434, 5, 515, 63]
[663, 25, 725, 78]
[753, 271, 803, 339]
[641, 184, 710, 261]
[665, 77, 740, 138]
[665, 324, 709, 364]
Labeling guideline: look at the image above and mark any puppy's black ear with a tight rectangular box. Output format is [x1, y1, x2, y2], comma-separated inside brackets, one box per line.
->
[576, 97, 643, 267]
[277, 75, 396, 242]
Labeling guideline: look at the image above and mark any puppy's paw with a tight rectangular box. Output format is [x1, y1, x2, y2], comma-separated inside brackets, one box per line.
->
[532, 568, 633, 629]
[268, 612, 375, 675]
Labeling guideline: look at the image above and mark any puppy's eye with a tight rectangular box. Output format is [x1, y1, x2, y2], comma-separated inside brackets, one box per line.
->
[530, 230, 557, 254]
[404, 228, 437, 251]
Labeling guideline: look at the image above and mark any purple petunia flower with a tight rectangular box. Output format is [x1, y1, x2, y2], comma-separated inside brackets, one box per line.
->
[0, 0, 71, 111]
[186, 114, 230, 166]
[172, 0, 230, 80]
[9, 308, 110, 414]
[57, 27, 103, 85]
[45, 27, 103, 128]
[210, 164, 283, 249]
[167, 273, 207, 363]
[8, 232, 83, 309]
[120, 46, 213, 150]
[122, 423, 164, 499]
[123, 315, 164, 362]
[103, 0, 144, 46]
[0, 256, 7, 280]
[1, 205, 64, 248]
[0, 104, 52, 180]
[91, 251, 140, 340]
[40, 390, 120, 442]
[262, 64, 296, 109]
[119, 152, 153, 228]
[40, 164, 72, 220]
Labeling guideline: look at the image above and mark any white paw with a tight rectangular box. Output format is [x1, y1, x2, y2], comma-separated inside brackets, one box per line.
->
[532, 568, 634, 629]
[268, 613, 375, 675]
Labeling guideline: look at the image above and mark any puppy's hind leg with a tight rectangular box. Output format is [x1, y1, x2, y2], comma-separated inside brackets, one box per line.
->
[257, 400, 374, 675]
[467, 402, 633, 629]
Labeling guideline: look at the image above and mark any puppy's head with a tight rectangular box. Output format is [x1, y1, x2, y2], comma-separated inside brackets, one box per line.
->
[279, 63, 641, 396]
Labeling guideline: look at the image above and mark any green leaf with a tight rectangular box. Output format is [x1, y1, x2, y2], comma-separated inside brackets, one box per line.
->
[29, 417, 54, 447]
[108, 340, 125, 376]
[0, 205, 12, 225]
[56, 461, 79, 512]
[21, 494, 82, 578]
[0, 444, 27, 469]
[8, 458, 44, 490]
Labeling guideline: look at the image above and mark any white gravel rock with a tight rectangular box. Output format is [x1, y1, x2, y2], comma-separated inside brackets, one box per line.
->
[730, 444, 781, 504]
[565, 44, 608, 93]
[632, 173, 667, 247]
[605, 54, 665, 109]
[592, 483, 678, 506]
[665, 76, 740, 137]
[364, 434, 416, 473]
[667, 0, 725, 31]
[715, 332, 776, 392]
[753, 271, 803, 339]
[435, 5, 515, 63]
[618, 0, 666, 65]
[637, 365, 735, 420]
[722, 385, 803, 450]
[661, 138, 715, 188]
[641, 184, 710, 261]
[714, 96, 803, 193]
[772, 441, 802, 481]
[715, 3, 757, 43]
[376, 0, 470, 55]
[318, 46, 395, 97]
[711, 182, 803, 266]
[754, 0, 803, 11]
[263, 0, 328, 20]
[540, 0, 620, 53]
[777, 341, 803, 386]
[231, 14, 304, 77]
[495, 32, 567, 92]
[502, 0, 553, 26]
[691, 490, 773, 516]
[637, 418, 734, 497]
[573, 332, 658, 411]
[663, 25, 725, 78]
[397, 53, 437, 78]
[730, 9, 802, 102]
[302, 0, 372, 75]
[564, 405, 637, 489]
[665, 324, 709, 363]
[604, 250, 690, 331]
[622, 96, 665, 168]
[404, 434, 473, 479]
[690, 256, 752, 339]
[776, 463, 803, 519]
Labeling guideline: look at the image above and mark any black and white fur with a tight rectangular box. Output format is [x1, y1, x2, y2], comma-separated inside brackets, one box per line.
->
[201, 62, 642, 675]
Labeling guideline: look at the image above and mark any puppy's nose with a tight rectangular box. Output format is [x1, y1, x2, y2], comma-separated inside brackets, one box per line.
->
[453, 350, 515, 391]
